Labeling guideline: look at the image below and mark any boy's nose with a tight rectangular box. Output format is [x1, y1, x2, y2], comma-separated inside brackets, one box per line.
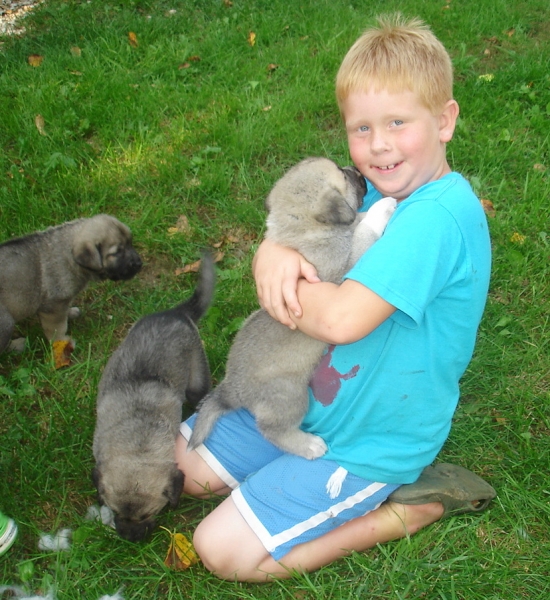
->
[370, 130, 391, 154]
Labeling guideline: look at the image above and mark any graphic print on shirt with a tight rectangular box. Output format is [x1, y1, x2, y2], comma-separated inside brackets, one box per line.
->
[309, 345, 360, 406]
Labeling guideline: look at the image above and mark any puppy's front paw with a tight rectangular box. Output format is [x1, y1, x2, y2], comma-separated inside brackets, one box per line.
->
[8, 337, 26, 353]
[68, 307, 81, 319]
[299, 433, 328, 460]
[363, 196, 397, 236]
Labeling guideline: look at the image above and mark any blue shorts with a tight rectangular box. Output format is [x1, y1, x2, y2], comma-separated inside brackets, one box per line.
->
[180, 409, 400, 560]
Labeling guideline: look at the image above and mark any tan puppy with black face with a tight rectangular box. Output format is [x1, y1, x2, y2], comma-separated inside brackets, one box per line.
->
[188, 157, 396, 459]
[92, 254, 215, 542]
[0, 214, 142, 354]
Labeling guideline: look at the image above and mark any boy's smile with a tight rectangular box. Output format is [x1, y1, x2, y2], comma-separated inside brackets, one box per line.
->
[342, 89, 459, 201]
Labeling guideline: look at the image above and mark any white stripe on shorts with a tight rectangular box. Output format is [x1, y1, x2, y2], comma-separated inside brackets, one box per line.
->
[232, 481, 386, 554]
[179, 421, 240, 490]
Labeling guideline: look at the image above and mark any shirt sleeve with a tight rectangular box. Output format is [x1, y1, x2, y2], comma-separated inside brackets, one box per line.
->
[345, 200, 465, 328]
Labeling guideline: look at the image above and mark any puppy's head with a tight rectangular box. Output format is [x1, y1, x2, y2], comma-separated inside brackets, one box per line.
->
[72, 215, 142, 282]
[265, 157, 367, 227]
[92, 461, 183, 542]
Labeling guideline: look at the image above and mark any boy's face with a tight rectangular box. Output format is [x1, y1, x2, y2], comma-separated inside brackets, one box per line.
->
[342, 89, 458, 201]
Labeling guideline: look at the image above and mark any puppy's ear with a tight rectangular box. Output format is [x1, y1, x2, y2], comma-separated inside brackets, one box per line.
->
[164, 469, 184, 508]
[314, 189, 357, 225]
[73, 240, 103, 271]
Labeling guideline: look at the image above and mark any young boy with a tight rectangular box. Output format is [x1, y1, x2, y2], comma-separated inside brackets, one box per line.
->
[175, 13, 495, 581]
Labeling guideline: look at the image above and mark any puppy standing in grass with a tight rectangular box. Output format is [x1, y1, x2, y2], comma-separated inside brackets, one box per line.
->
[188, 158, 396, 459]
[92, 253, 215, 542]
[0, 214, 142, 354]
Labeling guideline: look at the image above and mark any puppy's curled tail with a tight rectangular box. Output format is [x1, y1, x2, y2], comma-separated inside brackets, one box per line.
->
[177, 251, 216, 323]
[187, 387, 229, 451]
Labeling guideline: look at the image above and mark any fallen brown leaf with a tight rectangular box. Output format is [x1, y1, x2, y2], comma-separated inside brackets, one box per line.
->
[480, 198, 496, 217]
[175, 252, 224, 276]
[167, 214, 192, 236]
[128, 32, 138, 47]
[28, 54, 44, 67]
[52, 340, 74, 369]
[70, 46, 81, 57]
[248, 31, 256, 47]
[175, 260, 201, 275]
[162, 528, 199, 571]
[34, 115, 47, 136]
[510, 232, 526, 244]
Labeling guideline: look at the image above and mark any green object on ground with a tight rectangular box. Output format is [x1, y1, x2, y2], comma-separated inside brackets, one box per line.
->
[0, 511, 17, 557]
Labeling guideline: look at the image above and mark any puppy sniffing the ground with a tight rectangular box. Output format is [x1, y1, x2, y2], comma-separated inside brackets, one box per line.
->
[188, 157, 396, 459]
[0, 214, 142, 354]
[92, 253, 215, 542]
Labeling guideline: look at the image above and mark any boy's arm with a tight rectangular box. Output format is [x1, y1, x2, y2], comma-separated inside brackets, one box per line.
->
[289, 278, 396, 344]
[252, 238, 320, 326]
[253, 237, 395, 341]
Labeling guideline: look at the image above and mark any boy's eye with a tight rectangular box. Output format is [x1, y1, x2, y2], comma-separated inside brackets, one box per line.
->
[358, 125, 369, 132]
[392, 119, 404, 126]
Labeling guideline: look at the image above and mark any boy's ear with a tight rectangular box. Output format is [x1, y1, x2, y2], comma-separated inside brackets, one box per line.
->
[439, 99, 460, 143]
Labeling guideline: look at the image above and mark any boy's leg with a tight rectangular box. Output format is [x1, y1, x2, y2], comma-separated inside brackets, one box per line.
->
[175, 409, 285, 497]
[175, 433, 232, 496]
[193, 495, 444, 581]
[176, 430, 442, 582]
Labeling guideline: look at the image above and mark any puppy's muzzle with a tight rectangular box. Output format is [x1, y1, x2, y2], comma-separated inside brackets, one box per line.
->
[114, 515, 156, 542]
[104, 250, 143, 281]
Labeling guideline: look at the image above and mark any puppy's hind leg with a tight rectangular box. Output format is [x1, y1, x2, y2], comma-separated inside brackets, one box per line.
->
[187, 385, 231, 451]
[255, 386, 327, 460]
[185, 348, 212, 409]
[0, 305, 18, 353]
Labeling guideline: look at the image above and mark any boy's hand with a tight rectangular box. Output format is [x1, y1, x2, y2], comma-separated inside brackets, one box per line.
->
[252, 238, 320, 327]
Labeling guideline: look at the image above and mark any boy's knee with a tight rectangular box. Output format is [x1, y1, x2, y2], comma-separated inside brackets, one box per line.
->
[193, 521, 239, 579]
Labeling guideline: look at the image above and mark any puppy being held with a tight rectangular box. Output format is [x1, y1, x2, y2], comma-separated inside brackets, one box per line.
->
[189, 157, 396, 459]
[0, 214, 142, 354]
[92, 253, 215, 542]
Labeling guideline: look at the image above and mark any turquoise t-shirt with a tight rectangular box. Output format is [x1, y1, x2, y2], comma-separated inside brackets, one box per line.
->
[301, 172, 491, 484]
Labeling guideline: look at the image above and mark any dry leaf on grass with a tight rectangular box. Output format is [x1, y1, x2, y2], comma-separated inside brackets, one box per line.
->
[128, 32, 138, 47]
[162, 528, 199, 571]
[174, 252, 224, 275]
[52, 340, 74, 369]
[248, 31, 256, 46]
[167, 214, 192, 236]
[28, 54, 44, 67]
[510, 232, 526, 245]
[35, 114, 47, 136]
[480, 198, 496, 217]
[70, 46, 81, 57]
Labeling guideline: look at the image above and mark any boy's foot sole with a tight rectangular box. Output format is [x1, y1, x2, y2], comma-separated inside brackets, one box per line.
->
[388, 463, 496, 519]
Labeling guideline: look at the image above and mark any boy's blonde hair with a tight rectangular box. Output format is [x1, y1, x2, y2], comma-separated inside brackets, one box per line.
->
[336, 13, 453, 115]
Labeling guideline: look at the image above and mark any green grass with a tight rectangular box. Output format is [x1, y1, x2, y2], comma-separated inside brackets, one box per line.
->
[1, 0, 549, 598]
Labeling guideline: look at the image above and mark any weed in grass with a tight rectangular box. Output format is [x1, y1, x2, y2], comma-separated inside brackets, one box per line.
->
[1, 0, 550, 598]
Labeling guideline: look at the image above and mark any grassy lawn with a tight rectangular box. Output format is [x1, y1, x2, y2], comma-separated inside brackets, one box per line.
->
[1, 0, 549, 598]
